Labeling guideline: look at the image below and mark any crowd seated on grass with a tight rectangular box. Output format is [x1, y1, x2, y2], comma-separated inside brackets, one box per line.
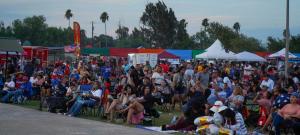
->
[1, 57, 300, 134]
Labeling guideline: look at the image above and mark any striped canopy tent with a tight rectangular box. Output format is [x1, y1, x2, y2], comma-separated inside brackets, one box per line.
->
[158, 51, 180, 59]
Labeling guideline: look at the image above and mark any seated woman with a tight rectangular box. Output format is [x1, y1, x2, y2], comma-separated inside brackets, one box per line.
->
[119, 85, 154, 124]
[157, 79, 172, 110]
[105, 85, 136, 121]
[162, 96, 206, 131]
[65, 83, 79, 111]
[227, 86, 245, 112]
[272, 92, 300, 135]
[219, 107, 248, 135]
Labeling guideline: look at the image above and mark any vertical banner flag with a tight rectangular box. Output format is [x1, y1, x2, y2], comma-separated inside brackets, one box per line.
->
[73, 22, 81, 57]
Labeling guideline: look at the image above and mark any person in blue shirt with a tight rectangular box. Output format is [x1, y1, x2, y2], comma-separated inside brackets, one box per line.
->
[101, 65, 111, 80]
[223, 82, 232, 98]
[1, 76, 31, 103]
[69, 69, 80, 81]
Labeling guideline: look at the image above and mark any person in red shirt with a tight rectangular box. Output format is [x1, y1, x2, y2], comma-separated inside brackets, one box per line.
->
[160, 61, 169, 73]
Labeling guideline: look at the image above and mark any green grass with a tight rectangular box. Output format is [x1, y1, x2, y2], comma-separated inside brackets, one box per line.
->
[16, 100, 182, 127]
[16, 100, 41, 110]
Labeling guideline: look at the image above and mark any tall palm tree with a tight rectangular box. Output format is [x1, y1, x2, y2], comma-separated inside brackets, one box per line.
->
[65, 9, 73, 28]
[100, 12, 109, 47]
[202, 18, 209, 31]
[233, 22, 240, 33]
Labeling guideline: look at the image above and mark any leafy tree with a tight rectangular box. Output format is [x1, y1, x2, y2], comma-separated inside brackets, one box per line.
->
[267, 37, 284, 52]
[233, 22, 240, 33]
[12, 15, 47, 45]
[192, 21, 263, 52]
[174, 19, 194, 49]
[267, 34, 300, 53]
[202, 18, 209, 31]
[100, 12, 109, 47]
[65, 9, 73, 28]
[115, 25, 129, 39]
[140, 1, 177, 48]
[94, 34, 113, 48]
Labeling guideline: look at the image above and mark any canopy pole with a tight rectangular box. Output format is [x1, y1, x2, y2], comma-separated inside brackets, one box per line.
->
[4, 51, 8, 81]
[284, 0, 290, 85]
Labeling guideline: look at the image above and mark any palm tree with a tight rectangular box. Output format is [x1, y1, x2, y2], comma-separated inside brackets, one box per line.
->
[233, 22, 240, 33]
[202, 18, 209, 31]
[65, 9, 73, 28]
[100, 12, 109, 47]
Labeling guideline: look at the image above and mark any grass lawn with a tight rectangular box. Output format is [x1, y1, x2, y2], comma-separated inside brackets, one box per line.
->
[16, 100, 183, 129]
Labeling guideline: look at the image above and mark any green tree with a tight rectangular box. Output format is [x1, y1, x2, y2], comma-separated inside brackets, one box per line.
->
[233, 22, 240, 34]
[174, 19, 194, 49]
[115, 25, 129, 39]
[65, 9, 73, 28]
[202, 18, 209, 31]
[140, 1, 178, 48]
[12, 15, 47, 45]
[192, 21, 263, 52]
[94, 34, 113, 48]
[267, 37, 284, 52]
[100, 12, 109, 47]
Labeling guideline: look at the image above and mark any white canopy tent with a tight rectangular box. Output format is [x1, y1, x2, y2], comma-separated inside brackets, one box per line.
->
[235, 51, 266, 62]
[195, 39, 236, 60]
[268, 48, 297, 58]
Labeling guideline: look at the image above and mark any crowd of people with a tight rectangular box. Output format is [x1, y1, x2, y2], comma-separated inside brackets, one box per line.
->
[1, 56, 300, 135]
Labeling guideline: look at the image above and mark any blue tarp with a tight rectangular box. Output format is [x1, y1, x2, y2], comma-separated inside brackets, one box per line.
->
[293, 53, 300, 58]
[166, 49, 192, 60]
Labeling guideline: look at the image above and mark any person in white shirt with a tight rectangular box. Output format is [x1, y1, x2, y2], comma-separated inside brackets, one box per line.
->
[243, 63, 253, 81]
[152, 66, 164, 85]
[260, 75, 274, 92]
[66, 85, 102, 117]
[3, 78, 15, 91]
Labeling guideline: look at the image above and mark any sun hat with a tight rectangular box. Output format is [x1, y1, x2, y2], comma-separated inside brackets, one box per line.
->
[210, 101, 228, 113]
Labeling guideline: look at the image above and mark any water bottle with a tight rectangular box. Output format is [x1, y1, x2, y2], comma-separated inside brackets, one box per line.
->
[170, 115, 177, 124]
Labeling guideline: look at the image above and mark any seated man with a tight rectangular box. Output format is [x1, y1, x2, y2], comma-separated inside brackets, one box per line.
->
[1, 76, 31, 103]
[66, 85, 102, 117]
[272, 92, 300, 135]
[47, 78, 68, 113]
[1, 77, 16, 102]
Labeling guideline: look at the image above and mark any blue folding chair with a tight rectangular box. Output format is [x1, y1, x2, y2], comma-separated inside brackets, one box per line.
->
[79, 85, 93, 93]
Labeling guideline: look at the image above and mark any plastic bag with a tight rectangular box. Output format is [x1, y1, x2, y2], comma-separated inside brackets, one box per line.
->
[194, 116, 213, 126]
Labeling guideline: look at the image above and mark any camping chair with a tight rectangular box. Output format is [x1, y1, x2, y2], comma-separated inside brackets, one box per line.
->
[79, 85, 103, 116]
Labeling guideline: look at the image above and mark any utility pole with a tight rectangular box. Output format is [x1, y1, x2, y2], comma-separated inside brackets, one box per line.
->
[91, 21, 94, 47]
[284, 0, 290, 84]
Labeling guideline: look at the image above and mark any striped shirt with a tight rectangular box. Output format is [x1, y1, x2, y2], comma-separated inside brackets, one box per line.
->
[224, 112, 247, 135]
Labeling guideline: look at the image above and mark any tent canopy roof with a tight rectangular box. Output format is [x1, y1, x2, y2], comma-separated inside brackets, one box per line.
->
[268, 48, 297, 58]
[158, 51, 179, 59]
[110, 48, 138, 57]
[235, 51, 266, 62]
[0, 38, 23, 53]
[166, 49, 192, 60]
[196, 39, 235, 59]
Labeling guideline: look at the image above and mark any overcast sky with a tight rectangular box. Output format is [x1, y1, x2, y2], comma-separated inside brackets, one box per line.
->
[1, 0, 299, 43]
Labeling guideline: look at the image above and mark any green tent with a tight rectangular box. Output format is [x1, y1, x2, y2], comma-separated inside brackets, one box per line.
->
[192, 50, 205, 59]
[81, 48, 110, 56]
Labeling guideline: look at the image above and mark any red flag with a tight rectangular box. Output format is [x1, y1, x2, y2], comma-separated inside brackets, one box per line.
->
[73, 22, 81, 56]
